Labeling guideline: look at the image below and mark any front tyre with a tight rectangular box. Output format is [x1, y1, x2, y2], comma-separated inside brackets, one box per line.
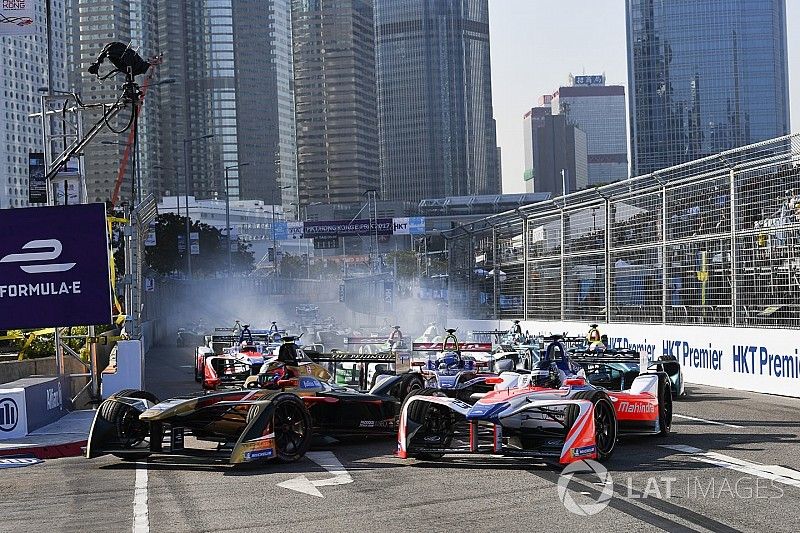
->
[566, 390, 617, 462]
[97, 399, 152, 461]
[271, 394, 313, 463]
[404, 388, 454, 460]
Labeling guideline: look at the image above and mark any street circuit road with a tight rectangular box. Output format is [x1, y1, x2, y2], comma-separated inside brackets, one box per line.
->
[3, 343, 800, 533]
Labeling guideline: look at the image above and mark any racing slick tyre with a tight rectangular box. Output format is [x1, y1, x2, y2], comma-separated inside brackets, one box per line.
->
[403, 388, 454, 460]
[654, 372, 673, 436]
[195, 361, 202, 382]
[393, 373, 424, 401]
[271, 393, 313, 463]
[97, 399, 152, 461]
[564, 390, 617, 462]
[108, 389, 160, 404]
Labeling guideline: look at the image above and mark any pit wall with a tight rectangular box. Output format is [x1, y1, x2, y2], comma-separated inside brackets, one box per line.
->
[449, 319, 800, 399]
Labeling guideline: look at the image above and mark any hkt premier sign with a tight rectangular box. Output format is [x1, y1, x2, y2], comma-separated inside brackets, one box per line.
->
[453, 319, 800, 398]
[0, 203, 112, 329]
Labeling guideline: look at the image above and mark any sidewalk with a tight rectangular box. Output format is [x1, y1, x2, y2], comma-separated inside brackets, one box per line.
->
[0, 410, 94, 459]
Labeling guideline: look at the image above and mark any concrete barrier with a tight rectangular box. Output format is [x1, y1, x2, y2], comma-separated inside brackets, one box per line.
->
[0, 376, 68, 439]
[101, 340, 143, 399]
[450, 318, 800, 399]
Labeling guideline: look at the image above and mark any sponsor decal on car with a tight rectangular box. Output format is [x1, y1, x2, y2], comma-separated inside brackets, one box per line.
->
[618, 401, 655, 414]
[245, 449, 274, 460]
[573, 445, 596, 457]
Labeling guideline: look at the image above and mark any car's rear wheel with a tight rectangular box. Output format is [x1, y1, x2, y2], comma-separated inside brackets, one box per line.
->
[97, 399, 152, 461]
[565, 390, 617, 462]
[272, 394, 312, 462]
[656, 372, 673, 436]
[404, 388, 454, 460]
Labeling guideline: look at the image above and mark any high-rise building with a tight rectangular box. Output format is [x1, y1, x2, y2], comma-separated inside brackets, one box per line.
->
[376, 0, 499, 203]
[626, 0, 790, 176]
[1, 0, 69, 208]
[157, 0, 297, 213]
[551, 74, 628, 185]
[523, 110, 588, 196]
[291, 0, 379, 207]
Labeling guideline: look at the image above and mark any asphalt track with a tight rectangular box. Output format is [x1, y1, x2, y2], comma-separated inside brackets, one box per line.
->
[3, 343, 800, 533]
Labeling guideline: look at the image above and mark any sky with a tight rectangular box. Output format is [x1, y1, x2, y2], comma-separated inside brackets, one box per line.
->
[488, 0, 800, 193]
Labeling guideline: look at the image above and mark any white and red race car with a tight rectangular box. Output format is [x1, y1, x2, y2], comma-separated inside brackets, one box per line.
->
[398, 337, 672, 465]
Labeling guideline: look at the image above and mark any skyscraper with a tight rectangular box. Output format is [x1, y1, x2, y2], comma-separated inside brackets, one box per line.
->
[551, 75, 628, 185]
[376, 0, 499, 203]
[626, 0, 790, 176]
[157, 0, 297, 211]
[1, 0, 68, 208]
[523, 108, 588, 196]
[292, 0, 379, 207]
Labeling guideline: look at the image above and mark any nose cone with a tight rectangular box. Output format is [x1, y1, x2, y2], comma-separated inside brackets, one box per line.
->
[466, 401, 509, 421]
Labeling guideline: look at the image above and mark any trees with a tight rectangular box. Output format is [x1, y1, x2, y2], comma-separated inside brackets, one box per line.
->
[144, 213, 254, 276]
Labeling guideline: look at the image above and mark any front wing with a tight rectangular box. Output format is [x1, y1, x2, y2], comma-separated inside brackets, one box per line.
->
[397, 395, 597, 465]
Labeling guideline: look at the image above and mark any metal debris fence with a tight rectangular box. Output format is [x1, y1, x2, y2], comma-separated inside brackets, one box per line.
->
[445, 134, 800, 328]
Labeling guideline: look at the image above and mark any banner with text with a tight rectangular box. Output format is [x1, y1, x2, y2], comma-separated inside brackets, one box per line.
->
[451, 319, 800, 398]
[0, 203, 112, 329]
[0, 1, 35, 36]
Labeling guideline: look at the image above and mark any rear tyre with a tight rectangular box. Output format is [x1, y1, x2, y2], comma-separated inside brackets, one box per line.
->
[396, 373, 424, 401]
[565, 390, 617, 462]
[404, 388, 454, 460]
[194, 359, 202, 382]
[108, 389, 159, 404]
[655, 372, 673, 436]
[97, 399, 152, 461]
[271, 394, 313, 463]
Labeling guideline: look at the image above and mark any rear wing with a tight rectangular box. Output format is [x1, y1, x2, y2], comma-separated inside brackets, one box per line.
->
[412, 342, 493, 353]
[568, 348, 644, 366]
[306, 351, 396, 363]
[344, 337, 388, 345]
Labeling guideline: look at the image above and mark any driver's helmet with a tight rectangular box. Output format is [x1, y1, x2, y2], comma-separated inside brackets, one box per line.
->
[587, 325, 601, 343]
[439, 351, 460, 369]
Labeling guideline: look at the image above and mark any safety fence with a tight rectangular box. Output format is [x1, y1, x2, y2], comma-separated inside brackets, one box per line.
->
[445, 134, 800, 328]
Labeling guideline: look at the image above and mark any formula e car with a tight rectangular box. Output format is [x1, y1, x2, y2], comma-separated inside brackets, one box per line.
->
[87, 388, 313, 464]
[195, 322, 287, 389]
[568, 325, 685, 397]
[412, 329, 501, 372]
[398, 337, 672, 465]
[470, 320, 540, 370]
[245, 337, 424, 401]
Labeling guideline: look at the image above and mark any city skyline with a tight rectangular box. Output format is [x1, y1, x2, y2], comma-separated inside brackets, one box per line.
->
[488, 0, 800, 193]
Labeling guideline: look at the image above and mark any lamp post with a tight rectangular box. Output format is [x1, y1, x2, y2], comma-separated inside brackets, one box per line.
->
[273, 185, 292, 275]
[182, 133, 214, 280]
[224, 162, 249, 275]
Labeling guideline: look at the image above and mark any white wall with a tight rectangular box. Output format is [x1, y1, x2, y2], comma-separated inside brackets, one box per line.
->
[450, 319, 800, 398]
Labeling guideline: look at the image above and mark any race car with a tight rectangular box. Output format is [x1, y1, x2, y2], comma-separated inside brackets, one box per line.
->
[246, 337, 424, 401]
[338, 326, 410, 385]
[568, 324, 685, 397]
[397, 336, 672, 465]
[412, 329, 506, 373]
[470, 320, 540, 370]
[86, 388, 313, 464]
[196, 323, 287, 389]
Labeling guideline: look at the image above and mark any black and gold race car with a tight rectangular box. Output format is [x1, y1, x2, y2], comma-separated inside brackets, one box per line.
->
[87, 343, 423, 465]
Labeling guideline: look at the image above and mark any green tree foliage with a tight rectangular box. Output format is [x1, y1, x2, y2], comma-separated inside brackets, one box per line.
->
[144, 213, 254, 276]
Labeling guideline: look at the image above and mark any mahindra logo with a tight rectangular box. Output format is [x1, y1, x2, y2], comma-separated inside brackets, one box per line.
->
[0, 239, 76, 274]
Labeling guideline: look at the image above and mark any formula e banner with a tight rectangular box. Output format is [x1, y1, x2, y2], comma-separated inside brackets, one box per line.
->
[452, 318, 800, 398]
[0, 203, 112, 329]
[0, 1, 35, 36]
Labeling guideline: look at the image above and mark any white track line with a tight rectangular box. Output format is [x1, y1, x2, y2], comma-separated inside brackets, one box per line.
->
[673, 414, 743, 429]
[133, 462, 149, 533]
[661, 445, 800, 489]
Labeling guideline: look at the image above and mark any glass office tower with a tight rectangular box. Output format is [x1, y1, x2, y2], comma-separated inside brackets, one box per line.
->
[626, 0, 790, 176]
[376, 0, 499, 202]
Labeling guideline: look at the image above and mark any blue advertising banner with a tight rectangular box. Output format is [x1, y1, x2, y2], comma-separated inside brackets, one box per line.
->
[0, 203, 112, 329]
[303, 218, 394, 237]
[272, 220, 288, 240]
